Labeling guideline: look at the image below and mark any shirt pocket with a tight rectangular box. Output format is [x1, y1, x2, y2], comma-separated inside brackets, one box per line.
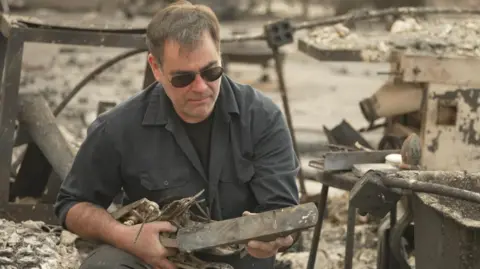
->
[137, 169, 192, 206]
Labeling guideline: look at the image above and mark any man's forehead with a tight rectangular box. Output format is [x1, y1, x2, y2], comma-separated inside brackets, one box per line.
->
[163, 38, 219, 73]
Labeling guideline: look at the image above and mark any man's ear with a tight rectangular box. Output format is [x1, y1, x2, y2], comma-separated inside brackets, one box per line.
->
[147, 53, 163, 81]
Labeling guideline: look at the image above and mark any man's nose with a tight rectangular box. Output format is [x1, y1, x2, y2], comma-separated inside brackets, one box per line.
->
[190, 74, 208, 92]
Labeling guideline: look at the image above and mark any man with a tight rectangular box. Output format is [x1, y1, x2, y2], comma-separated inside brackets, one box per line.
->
[54, 1, 300, 269]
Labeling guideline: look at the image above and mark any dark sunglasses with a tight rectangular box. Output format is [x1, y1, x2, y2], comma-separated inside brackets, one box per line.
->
[170, 66, 224, 88]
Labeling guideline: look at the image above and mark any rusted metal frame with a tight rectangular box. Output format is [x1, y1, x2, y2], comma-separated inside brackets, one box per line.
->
[13, 27, 148, 48]
[0, 31, 27, 215]
[1, 24, 150, 224]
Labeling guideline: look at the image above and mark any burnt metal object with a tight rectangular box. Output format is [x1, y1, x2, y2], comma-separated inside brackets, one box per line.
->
[323, 120, 373, 149]
[111, 191, 318, 269]
[263, 19, 294, 49]
[176, 202, 318, 252]
[350, 171, 402, 218]
[0, 13, 150, 224]
[322, 149, 400, 172]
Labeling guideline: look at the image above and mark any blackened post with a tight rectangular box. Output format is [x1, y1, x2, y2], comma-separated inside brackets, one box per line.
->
[0, 33, 24, 207]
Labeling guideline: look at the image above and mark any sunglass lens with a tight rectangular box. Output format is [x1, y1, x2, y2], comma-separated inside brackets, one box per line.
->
[202, 66, 223, 82]
[171, 74, 195, 88]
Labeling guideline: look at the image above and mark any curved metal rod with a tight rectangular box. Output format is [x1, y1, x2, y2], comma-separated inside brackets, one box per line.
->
[53, 48, 148, 116]
[389, 197, 413, 269]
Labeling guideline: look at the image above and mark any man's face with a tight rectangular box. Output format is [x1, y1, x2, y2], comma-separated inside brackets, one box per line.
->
[148, 30, 222, 123]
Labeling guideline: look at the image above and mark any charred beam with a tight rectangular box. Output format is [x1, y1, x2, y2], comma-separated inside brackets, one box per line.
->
[17, 93, 74, 180]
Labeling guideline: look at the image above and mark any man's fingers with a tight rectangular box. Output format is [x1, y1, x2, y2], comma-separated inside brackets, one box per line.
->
[150, 221, 178, 233]
[247, 240, 278, 253]
[276, 236, 294, 247]
[246, 246, 273, 259]
[242, 211, 256, 216]
[154, 258, 177, 269]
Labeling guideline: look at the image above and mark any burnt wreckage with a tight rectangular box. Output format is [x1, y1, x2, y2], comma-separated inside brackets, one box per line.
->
[2, 6, 480, 269]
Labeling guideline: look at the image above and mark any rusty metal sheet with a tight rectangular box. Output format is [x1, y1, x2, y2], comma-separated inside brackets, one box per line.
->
[420, 84, 480, 171]
[323, 150, 400, 171]
[399, 53, 480, 85]
[175, 202, 318, 252]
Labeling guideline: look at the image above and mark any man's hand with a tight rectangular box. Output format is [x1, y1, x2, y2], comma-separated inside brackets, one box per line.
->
[242, 211, 294, 259]
[119, 221, 178, 269]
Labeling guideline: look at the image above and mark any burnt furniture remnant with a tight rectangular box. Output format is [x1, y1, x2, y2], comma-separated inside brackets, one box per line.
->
[0, 14, 151, 225]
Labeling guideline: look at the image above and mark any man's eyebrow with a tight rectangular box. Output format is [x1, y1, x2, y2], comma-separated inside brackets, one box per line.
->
[170, 60, 218, 75]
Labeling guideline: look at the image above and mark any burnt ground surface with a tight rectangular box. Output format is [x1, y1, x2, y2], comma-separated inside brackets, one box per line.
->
[6, 1, 478, 268]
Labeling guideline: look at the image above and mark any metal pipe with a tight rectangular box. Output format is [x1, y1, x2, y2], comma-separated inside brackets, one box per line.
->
[272, 48, 307, 199]
[53, 48, 147, 116]
[362, 171, 480, 204]
[344, 204, 356, 269]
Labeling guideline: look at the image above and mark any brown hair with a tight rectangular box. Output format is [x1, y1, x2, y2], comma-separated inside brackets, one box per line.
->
[146, 0, 221, 65]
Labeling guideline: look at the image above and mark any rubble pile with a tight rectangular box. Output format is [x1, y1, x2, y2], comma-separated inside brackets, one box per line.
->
[306, 16, 480, 61]
[0, 219, 85, 269]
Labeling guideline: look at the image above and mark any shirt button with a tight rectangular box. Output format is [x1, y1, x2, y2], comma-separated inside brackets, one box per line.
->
[164, 181, 169, 186]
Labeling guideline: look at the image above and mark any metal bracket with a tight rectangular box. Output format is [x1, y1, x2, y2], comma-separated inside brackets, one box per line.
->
[263, 19, 294, 50]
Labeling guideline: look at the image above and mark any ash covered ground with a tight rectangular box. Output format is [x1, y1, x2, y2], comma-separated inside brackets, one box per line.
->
[1, 2, 406, 269]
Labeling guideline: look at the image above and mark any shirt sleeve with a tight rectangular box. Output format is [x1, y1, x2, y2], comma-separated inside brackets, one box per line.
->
[250, 99, 300, 213]
[54, 118, 122, 228]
